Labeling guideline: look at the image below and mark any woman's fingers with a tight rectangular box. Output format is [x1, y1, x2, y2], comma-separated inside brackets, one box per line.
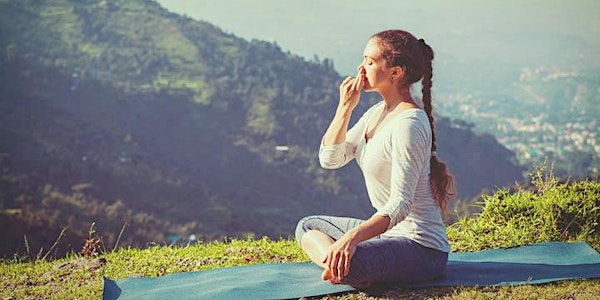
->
[322, 252, 331, 268]
[343, 251, 351, 276]
[346, 68, 364, 102]
[352, 75, 362, 92]
[340, 76, 353, 90]
[330, 252, 339, 279]
[323, 250, 351, 282]
[357, 68, 365, 89]
[337, 253, 346, 281]
[323, 250, 337, 279]
[352, 67, 365, 91]
[324, 252, 336, 277]
[322, 247, 354, 283]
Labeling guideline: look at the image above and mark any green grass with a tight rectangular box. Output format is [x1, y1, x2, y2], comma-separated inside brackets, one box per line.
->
[2, 170, 600, 299]
[0, 238, 307, 300]
[1, 237, 598, 300]
[448, 166, 600, 252]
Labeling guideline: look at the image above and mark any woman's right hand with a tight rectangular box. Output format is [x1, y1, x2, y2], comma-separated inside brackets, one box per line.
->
[338, 67, 365, 113]
[322, 67, 365, 146]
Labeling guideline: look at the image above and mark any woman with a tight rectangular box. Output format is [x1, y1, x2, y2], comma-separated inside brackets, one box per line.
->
[295, 29, 455, 289]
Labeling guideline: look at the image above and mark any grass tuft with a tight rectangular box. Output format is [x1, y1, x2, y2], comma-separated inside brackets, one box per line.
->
[1, 168, 599, 299]
[447, 167, 600, 252]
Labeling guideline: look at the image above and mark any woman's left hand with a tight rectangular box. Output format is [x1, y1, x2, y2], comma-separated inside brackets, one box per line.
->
[322, 232, 358, 283]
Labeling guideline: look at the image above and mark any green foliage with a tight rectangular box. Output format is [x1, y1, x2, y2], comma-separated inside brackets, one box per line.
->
[102, 237, 307, 278]
[1, 172, 600, 299]
[0, 0, 525, 259]
[2, 233, 600, 300]
[0, 237, 307, 300]
[448, 166, 600, 252]
[0, 2, 597, 297]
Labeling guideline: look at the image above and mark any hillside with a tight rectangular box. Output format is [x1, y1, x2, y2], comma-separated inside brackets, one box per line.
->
[1, 176, 599, 299]
[0, 0, 523, 257]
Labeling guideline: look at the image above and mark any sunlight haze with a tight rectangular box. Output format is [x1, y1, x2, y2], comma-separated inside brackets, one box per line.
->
[157, 0, 600, 75]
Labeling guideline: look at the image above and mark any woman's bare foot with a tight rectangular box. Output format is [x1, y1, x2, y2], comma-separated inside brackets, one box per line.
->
[321, 268, 342, 284]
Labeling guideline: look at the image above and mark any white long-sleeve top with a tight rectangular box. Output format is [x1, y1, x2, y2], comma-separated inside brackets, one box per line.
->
[319, 101, 450, 253]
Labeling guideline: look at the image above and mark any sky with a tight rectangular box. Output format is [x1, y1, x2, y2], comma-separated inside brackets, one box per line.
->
[156, 0, 600, 75]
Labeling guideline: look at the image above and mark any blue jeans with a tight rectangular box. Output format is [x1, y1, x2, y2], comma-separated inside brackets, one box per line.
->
[295, 215, 448, 289]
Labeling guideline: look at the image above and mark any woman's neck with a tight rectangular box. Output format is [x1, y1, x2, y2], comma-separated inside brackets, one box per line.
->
[380, 87, 415, 111]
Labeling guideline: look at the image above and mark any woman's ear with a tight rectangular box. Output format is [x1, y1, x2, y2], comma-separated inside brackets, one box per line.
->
[389, 66, 405, 83]
[393, 66, 405, 80]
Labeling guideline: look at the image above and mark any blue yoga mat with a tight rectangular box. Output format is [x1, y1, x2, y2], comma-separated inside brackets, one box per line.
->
[103, 242, 600, 300]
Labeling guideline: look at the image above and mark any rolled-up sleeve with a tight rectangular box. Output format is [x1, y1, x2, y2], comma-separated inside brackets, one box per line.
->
[375, 118, 429, 230]
[318, 112, 368, 169]
[318, 142, 355, 169]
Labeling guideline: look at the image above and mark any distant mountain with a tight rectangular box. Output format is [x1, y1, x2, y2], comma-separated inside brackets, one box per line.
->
[0, 0, 524, 257]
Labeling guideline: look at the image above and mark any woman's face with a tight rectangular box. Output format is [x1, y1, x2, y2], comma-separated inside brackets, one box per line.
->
[359, 38, 394, 92]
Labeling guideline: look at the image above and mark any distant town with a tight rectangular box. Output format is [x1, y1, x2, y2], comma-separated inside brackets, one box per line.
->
[438, 66, 599, 178]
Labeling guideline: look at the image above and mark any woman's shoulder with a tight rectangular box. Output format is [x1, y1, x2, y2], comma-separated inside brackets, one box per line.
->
[394, 108, 428, 124]
[388, 109, 431, 152]
[390, 108, 431, 135]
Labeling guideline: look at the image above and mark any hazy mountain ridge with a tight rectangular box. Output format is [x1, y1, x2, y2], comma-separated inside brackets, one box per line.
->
[0, 0, 523, 257]
[160, 1, 600, 178]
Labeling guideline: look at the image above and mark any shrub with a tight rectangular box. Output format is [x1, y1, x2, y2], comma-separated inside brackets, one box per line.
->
[448, 167, 600, 252]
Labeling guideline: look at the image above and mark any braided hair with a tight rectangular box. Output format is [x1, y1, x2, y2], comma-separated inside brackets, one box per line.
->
[372, 30, 455, 214]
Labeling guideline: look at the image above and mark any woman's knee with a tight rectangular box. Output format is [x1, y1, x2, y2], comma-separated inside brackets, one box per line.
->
[294, 215, 318, 246]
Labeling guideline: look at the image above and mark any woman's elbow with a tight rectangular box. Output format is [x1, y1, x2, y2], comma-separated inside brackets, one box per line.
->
[319, 158, 340, 169]
[319, 153, 348, 169]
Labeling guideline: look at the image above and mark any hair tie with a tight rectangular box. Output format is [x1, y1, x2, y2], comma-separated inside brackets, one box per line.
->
[418, 38, 433, 61]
